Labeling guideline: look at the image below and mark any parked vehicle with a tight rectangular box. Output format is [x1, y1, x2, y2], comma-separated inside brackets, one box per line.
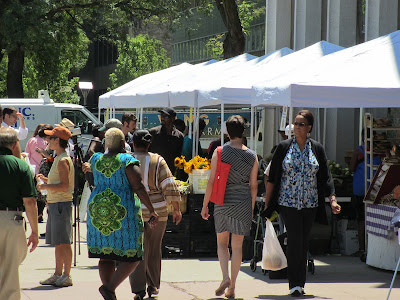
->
[0, 90, 102, 151]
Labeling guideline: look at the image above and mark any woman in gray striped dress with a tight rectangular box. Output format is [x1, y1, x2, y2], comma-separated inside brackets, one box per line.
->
[201, 115, 259, 299]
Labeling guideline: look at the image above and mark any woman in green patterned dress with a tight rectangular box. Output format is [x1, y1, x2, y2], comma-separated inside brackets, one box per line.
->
[85, 128, 158, 300]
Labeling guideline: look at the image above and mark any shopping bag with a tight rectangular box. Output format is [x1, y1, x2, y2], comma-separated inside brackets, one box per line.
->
[209, 146, 231, 205]
[79, 181, 92, 223]
[261, 219, 287, 271]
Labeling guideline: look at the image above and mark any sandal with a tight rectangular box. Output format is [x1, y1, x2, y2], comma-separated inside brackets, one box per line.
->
[215, 278, 231, 296]
[225, 288, 235, 299]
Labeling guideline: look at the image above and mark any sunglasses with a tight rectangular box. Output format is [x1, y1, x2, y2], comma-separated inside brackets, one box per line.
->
[294, 122, 309, 127]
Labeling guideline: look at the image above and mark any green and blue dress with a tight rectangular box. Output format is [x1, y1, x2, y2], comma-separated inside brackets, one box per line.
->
[87, 152, 144, 262]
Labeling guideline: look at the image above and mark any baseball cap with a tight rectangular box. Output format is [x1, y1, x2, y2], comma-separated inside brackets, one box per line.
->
[285, 124, 294, 136]
[158, 107, 176, 117]
[99, 118, 123, 132]
[44, 126, 72, 141]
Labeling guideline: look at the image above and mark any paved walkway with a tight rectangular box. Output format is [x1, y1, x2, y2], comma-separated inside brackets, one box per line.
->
[18, 220, 400, 300]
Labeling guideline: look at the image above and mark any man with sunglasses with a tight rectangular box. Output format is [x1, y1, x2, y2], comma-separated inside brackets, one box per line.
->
[148, 107, 184, 173]
[2, 107, 28, 140]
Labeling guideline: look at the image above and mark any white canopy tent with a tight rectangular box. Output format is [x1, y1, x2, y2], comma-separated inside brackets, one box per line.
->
[168, 49, 293, 108]
[252, 30, 400, 108]
[99, 62, 194, 111]
[196, 41, 343, 107]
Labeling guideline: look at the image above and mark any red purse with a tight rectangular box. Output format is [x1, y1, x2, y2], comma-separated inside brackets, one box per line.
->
[210, 146, 231, 205]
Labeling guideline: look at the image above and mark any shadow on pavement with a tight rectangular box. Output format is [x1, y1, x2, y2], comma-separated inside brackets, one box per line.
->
[238, 255, 400, 288]
[22, 285, 59, 291]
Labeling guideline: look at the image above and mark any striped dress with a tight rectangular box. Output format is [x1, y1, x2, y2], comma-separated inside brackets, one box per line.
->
[214, 144, 256, 236]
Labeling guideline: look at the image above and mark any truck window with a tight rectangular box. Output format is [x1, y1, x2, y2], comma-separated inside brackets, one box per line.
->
[61, 110, 93, 134]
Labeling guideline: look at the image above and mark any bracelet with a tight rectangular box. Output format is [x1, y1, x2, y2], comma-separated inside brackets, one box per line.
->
[329, 197, 337, 204]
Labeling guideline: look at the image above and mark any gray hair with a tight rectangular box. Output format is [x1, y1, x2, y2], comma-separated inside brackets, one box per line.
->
[104, 128, 125, 152]
[0, 127, 19, 147]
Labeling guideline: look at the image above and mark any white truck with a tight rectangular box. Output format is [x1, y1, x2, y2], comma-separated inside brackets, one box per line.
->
[0, 90, 102, 153]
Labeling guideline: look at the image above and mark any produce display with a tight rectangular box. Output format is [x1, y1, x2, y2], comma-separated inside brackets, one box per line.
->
[327, 160, 352, 197]
[328, 160, 351, 177]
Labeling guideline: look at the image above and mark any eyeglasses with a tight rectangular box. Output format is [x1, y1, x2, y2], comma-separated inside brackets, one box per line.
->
[294, 122, 309, 127]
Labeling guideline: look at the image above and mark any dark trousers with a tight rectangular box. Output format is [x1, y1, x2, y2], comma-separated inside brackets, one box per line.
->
[280, 206, 317, 289]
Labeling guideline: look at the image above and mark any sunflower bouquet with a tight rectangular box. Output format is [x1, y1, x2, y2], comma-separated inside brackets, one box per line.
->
[174, 155, 211, 174]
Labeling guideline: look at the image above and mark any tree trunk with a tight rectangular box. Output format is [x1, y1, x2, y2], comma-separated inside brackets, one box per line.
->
[356, 0, 365, 44]
[215, 0, 245, 59]
[7, 47, 24, 98]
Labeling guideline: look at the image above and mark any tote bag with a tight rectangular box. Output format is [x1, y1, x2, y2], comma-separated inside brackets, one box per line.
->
[209, 146, 231, 205]
[262, 219, 287, 271]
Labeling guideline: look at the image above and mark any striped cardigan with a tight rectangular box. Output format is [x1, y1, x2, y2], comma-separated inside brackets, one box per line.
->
[133, 152, 181, 222]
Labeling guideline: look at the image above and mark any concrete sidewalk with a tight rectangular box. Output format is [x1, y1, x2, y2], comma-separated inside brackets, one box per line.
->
[19, 221, 400, 300]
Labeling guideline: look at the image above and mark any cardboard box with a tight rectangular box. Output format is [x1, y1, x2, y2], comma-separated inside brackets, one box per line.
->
[338, 230, 359, 255]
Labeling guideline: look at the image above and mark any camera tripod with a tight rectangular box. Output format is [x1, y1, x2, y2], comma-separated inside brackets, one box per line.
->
[71, 137, 84, 266]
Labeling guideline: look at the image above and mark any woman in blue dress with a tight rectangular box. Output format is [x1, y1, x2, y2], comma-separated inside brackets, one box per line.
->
[86, 128, 158, 300]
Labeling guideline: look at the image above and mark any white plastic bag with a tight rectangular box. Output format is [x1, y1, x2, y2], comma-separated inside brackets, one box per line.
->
[79, 181, 92, 222]
[261, 219, 287, 271]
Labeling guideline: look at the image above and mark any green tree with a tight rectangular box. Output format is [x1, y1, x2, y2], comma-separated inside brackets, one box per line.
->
[0, 1, 209, 99]
[109, 34, 170, 88]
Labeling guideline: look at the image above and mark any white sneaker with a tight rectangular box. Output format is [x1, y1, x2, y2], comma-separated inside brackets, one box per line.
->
[54, 274, 73, 287]
[40, 274, 60, 285]
[290, 286, 303, 297]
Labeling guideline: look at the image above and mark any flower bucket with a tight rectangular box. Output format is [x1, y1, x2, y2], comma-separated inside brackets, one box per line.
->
[189, 169, 211, 194]
[167, 194, 187, 214]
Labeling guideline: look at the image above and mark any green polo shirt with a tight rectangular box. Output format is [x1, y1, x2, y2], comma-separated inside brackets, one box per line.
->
[0, 147, 37, 210]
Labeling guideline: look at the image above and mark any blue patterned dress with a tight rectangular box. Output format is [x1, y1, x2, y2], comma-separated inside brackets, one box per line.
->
[87, 152, 144, 262]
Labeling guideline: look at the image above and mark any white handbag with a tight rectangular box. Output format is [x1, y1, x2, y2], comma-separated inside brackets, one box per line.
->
[79, 181, 92, 222]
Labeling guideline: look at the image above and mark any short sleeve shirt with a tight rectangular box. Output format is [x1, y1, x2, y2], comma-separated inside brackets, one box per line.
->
[0, 147, 37, 209]
[278, 138, 319, 210]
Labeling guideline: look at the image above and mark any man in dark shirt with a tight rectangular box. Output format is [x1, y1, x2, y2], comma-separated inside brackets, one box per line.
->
[148, 107, 184, 173]
[0, 127, 38, 300]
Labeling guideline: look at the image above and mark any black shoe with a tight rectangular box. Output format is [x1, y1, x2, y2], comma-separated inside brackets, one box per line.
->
[133, 290, 146, 300]
[38, 216, 43, 223]
[147, 286, 159, 297]
[99, 285, 117, 300]
[40, 233, 46, 238]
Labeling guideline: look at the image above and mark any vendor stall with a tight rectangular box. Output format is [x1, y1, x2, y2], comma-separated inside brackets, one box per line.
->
[252, 30, 400, 270]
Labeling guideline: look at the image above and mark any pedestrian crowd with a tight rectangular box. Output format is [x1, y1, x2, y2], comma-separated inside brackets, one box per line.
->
[0, 105, 342, 300]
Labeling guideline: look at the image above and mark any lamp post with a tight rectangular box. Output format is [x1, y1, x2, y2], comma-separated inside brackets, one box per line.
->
[78, 81, 93, 107]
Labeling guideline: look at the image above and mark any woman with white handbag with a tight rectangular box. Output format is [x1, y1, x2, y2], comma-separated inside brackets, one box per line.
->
[264, 110, 341, 297]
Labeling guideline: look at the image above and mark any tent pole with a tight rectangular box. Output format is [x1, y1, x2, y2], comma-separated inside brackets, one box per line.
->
[250, 105, 254, 149]
[98, 107, 101, 123]
[191, 107, 195, 159]
[288, 107, 293, 139]
[317, 108, 321, 142]
[221, 103, 225, 146]
[359, 108, 364, 145]
[140, 108, 143, 129]
[323, 108, 327, 148]
[195, 107, 199, 157]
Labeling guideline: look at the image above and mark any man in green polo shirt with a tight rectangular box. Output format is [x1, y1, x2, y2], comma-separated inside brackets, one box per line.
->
[0, 127, 38, 300]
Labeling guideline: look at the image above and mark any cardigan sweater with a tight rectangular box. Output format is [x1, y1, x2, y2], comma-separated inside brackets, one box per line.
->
[267, 138, 335, 224]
